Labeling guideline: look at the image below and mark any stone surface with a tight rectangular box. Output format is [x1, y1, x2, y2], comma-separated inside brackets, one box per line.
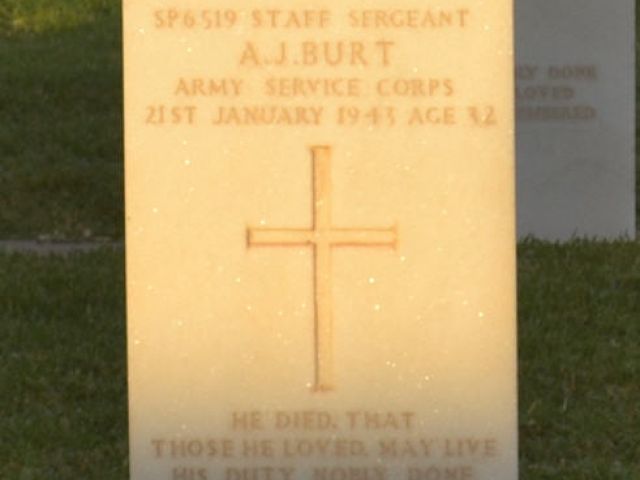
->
[124, 1, 518, 479]
[516, 0, 636, 240]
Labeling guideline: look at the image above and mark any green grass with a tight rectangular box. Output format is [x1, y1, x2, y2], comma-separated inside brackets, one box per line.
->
[1, 242, 638, 479]
[0, 4, 122, 240]
[0, 0, 118, 34]
[0, 249, 127, 479]
[518, 240, 640, 479]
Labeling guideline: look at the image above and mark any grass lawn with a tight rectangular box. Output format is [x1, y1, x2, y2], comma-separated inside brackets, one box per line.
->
[0, 249, 127, 479]
[518, 240, 640, 478]
[0, 2, 122, 240]
[1, 242, 639, 479]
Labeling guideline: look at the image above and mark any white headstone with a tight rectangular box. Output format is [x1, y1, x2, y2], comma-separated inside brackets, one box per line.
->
[124, 1, 519, 479]
[516, 0, 636, 240]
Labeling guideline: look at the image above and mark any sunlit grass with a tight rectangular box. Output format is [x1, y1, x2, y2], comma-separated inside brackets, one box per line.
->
[0, 0, 118, 34]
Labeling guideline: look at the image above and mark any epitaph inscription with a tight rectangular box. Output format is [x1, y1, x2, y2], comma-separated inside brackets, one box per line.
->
[150, 410, 501, 480]
[516, 64, 598, 123]
[125, 1, 517, 479]
[515, 0, 636, 240]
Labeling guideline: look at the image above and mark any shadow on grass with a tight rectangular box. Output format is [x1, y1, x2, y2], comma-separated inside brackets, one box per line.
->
[518, 239, 640, 478]
[0, 9, 123, 241]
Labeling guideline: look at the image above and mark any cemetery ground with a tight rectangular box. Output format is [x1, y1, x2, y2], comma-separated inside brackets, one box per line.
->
[1, 244, 639, 479]
[0, 3, 639, 480]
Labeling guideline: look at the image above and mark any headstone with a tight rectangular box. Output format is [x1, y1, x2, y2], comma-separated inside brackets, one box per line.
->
[516, 0, 636, 240]
[124, 2, 518, 480]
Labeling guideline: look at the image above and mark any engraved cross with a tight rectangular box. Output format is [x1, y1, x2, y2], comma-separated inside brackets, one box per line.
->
[247, 146, 397, 392]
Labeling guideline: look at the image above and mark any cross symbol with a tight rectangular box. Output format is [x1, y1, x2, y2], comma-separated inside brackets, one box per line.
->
[247, 146, 398, 392]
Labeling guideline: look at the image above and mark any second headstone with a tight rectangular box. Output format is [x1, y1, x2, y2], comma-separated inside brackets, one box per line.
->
[516, 0, 636, 240]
